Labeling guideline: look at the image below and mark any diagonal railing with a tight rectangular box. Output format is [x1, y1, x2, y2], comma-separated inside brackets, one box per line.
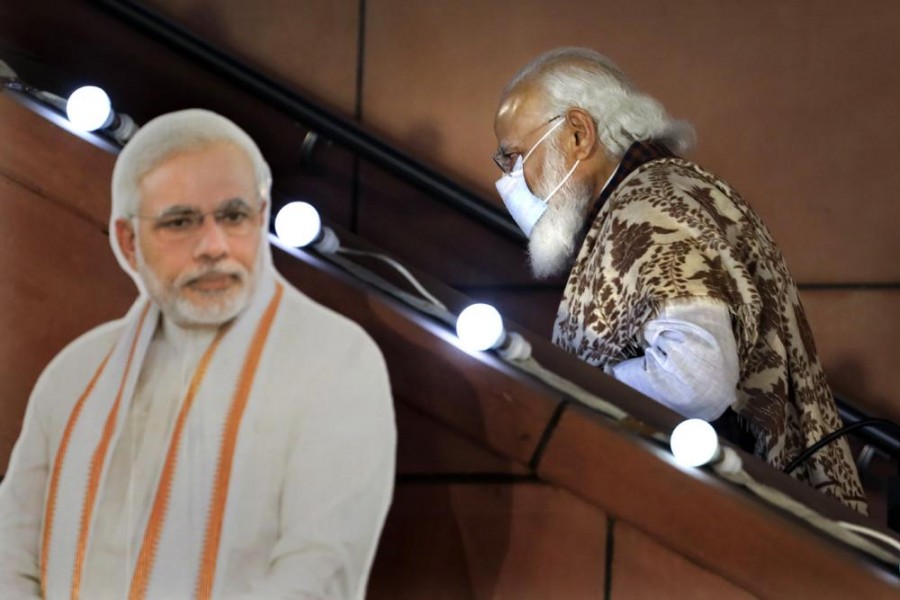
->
[87, 0, 526, 244]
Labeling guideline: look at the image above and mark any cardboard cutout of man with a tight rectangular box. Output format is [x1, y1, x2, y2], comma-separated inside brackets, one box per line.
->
[0, 109, 396, 599]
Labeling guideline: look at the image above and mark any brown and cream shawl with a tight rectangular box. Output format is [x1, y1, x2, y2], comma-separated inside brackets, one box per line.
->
[553, 155, 867, 513]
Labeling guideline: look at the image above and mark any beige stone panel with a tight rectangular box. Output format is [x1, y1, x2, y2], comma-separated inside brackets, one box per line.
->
[144, 0, 360, 115]
[802, 289, 900, 423]
[363, 0, 900, 283]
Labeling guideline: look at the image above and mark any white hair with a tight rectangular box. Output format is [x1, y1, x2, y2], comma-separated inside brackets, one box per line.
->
[111, 109, 272, 221]
[505, 47, 696, 157]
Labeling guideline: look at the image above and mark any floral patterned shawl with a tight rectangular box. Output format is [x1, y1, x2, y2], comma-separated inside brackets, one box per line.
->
[553, 154, 867, 513]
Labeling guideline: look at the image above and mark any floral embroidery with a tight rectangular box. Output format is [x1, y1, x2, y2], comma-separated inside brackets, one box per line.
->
[553, 158, 866, 513]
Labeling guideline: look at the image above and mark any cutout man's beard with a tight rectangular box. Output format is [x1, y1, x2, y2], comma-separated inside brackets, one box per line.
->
[136, 248, 256, 327]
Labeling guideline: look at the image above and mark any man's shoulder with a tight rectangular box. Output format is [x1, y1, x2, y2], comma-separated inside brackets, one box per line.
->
[36, 319, 127, 389]
[260, 279, 392, 407]
[60, 319, 126, 356]
[608, 157, 745, 217]
[623, 157, 728, 190]
[273, 278, 384, 359]
[27, 317, 128, 423]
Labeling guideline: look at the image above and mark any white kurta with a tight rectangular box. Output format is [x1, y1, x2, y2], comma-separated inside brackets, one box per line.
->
[0, 275, 396, 599]
[81, 319, 216, 598]
[609, 298, 740, 422]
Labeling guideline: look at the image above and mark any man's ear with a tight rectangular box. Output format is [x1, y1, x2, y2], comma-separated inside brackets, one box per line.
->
[565, 108, 599, 161]
[257, 200, 268, 225]
[115, 219, 138, 270]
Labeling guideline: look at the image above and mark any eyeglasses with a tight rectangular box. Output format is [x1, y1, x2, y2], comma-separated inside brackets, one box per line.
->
[131, 198, 264, 242]
[492, 114, 564, 175]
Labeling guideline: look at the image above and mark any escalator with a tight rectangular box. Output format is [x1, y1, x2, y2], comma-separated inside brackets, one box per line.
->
[2, 2, 900, 596]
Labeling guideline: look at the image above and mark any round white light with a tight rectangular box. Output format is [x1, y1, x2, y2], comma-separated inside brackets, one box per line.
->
[66, 86, 113, 131]
[456, 303, 505, 351]
[670, 419, 720, 467]
[275, 202, 322, 247]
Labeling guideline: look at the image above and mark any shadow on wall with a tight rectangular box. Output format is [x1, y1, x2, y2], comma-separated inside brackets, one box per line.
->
[828, 356, 877, 417]
[370, 484, 514, 599]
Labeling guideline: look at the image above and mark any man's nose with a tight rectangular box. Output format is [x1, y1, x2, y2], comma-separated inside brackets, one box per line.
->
[193, 216, 229, 260]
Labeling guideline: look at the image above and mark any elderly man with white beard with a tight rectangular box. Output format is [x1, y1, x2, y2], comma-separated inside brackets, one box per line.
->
[493, 47, 866, 513]
[0, 110, 396, 599]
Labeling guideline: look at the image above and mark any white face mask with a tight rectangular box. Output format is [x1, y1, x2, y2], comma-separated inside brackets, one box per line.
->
[495, 119, 580, 238]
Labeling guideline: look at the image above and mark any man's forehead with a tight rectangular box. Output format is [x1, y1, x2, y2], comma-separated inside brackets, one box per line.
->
[148, 140, 250, 172]
[495, 82, 550, 143]
[140, 141, 251, 182]
[137, 141, 256, 210]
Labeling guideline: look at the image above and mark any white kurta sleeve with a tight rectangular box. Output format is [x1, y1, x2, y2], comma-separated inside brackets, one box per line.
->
[610, 299, 739, 422]
[0, 379, 51, 598]
[226, 333, 396, 600]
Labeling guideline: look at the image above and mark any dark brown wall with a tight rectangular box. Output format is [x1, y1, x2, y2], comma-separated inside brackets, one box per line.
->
[138, 0, 900, 422]
[0, 94, 135, 465]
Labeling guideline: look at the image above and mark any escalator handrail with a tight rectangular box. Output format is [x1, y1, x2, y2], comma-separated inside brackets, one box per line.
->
[836, 395, 900, 459]
[88, 0, 526, 243]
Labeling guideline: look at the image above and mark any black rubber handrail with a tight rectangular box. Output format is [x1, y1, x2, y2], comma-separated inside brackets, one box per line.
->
[88, 0, 526, 244]
[836, 395, 900, 459]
